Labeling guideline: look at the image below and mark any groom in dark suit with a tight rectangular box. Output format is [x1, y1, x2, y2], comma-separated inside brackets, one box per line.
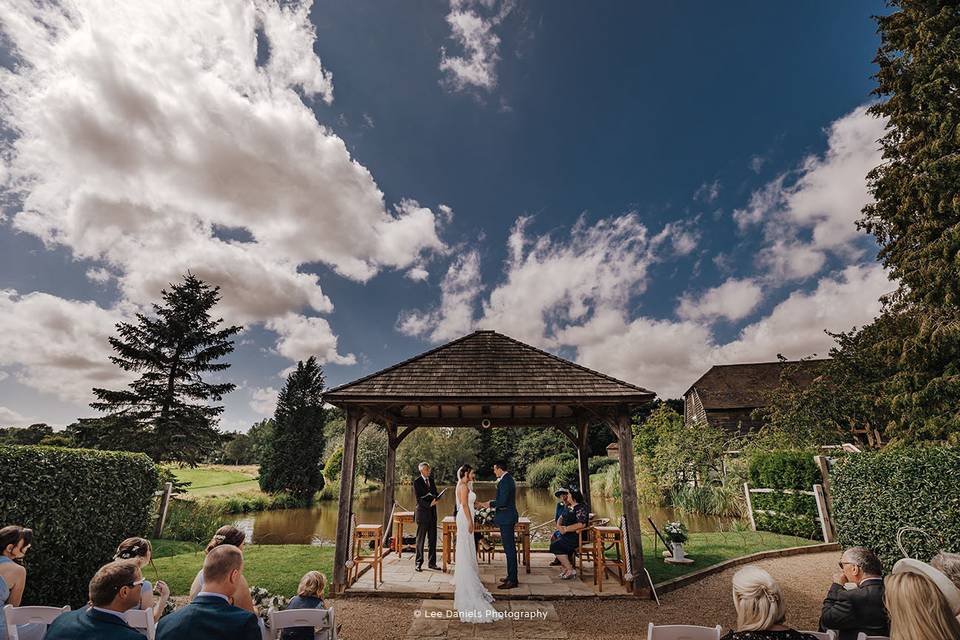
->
[488, 461, 519, 588]
[413, 461, 440, 571]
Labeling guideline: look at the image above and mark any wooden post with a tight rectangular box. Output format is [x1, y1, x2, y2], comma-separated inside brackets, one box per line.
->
[613, 409, 650, 597]
[743, 482, 756, 531]
[333, 407, 361, 593]
[382, 423, 398, 545]
[814, 483, 834, 543]
[153, 481, 173, 538]
[576, 421, 592, 506]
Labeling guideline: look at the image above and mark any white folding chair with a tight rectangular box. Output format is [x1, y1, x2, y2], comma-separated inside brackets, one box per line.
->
[4, 604, 71, 639]
[647, 622, 722, 640]
[269, 607, 337, 640]
[855, 635, 889, 640]
[801, 631, 836, 640]
[121, 607, 156, 640]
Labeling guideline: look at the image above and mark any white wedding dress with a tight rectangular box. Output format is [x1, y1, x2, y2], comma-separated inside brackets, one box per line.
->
[453, 482, 504, 623]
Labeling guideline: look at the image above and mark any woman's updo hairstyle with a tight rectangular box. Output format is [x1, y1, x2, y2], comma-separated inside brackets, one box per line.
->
[0, 525, 32, 556]
[730, 565, 786, 631]
[457, 464, 473, 480]
[114, 537, 152, 561]
[205, 525, 246, 553]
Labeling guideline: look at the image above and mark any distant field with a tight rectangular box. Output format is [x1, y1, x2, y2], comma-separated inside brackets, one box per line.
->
[168, 464, 263, 497]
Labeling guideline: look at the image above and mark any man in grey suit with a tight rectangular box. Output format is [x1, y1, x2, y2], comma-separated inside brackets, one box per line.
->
[487, 461, 519, 588]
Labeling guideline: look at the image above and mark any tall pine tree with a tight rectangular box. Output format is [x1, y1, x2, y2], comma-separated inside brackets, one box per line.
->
[91, 274, 241, 464]
[258, 356, 327, 501]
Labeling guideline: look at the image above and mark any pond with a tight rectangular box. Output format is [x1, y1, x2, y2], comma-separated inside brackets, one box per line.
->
[233, 483, 737, 545]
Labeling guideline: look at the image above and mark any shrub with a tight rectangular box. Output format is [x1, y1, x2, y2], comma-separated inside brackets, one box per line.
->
[670, 483, 743, 517]
[525, 454, 573, 488]
[588, 456, 616, 474]
[832, 446, 960, 569]
[0, 445, 158, 607]
[323, 446, 343, 482]
[748, 449, 821, 539]
[161, 499, 228, 544]
[551, 458, 580, 490]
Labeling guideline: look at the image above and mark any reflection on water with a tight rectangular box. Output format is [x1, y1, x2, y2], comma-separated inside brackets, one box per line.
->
[235, 484, 736, 545]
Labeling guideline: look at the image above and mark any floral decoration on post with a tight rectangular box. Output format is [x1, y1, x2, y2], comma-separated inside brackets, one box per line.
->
[664, 521, 691, 562]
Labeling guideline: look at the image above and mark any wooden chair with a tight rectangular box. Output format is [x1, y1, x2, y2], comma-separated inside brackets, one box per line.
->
[121, 608, 156, 640]
[4, 604, 71, 639]
[855, 635, 889, 640]
[647, 622, 722, 639]
[269, 606, 337, 640]
[593, 525, 627, 592]
[577, 517, 609, 579]
[351, 523, 383, 588]
[801, 632, 836, 640]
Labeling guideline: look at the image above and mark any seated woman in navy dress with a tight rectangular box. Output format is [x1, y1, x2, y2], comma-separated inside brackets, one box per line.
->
[548, 488, 589, 580]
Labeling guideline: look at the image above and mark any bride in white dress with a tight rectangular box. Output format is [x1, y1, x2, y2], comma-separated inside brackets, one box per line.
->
[454, 464, 504, 623]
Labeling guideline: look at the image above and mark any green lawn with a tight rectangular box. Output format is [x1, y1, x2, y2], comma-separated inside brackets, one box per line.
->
[167, 465, 264, 498]
[151, 542, 333, 597]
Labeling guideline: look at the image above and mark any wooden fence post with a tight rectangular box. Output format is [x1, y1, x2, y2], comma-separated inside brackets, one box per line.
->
[153, 482, 173, 538]
[743, 482, 756, 531]
[813, 483, 834, 543]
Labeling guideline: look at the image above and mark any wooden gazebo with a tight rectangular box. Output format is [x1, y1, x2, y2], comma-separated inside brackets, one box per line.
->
[323, 330, 656, 595]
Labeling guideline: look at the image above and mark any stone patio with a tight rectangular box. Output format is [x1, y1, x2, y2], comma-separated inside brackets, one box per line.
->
[346, 551, 632, 599]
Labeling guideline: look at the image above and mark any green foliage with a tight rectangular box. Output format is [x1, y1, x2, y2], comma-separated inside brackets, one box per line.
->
[0, 424, 54, 445]
[525, 453, 574, 488]
[246, 419, 275, 465]
[220, 433, 256, 465]
[161, 499, 228, 543]
[396, 428, 479, 484]
[90, 274, 241, 465]
[832, 446, 960, 569]
[588, 456, 616, 474]
[323, 446, 343, 482]
[208, 492, 309, 514]
[748, 450, 821, 540]
[258, 357, 326, 501]
[670, 483, 742, 517]
[356, 425, 388, 481]
[513, 429, 570, 478]
[0, 445, 158, 607]
[552, 457, 580, 490]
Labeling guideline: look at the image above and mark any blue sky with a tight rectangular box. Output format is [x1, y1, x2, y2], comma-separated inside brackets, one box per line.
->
[0, 1, 892, 431]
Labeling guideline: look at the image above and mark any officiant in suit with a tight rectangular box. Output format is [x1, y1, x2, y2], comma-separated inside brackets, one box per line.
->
[413, 461, 440, 571]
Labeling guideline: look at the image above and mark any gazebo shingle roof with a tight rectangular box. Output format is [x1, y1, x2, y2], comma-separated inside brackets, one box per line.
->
[324, 330, 654, 402]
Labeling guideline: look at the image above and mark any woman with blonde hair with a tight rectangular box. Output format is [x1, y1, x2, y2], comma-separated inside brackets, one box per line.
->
[884, 571, 960, 640]
[722, 565, 816, 640]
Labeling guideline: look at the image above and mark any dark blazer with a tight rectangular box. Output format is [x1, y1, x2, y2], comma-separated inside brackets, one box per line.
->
[45, 607, 144, 640]
[490, 472, 518, 527]
[413, 474, 439, 525]
[156, 594, 261, 640]
[819, 578, 889, 640]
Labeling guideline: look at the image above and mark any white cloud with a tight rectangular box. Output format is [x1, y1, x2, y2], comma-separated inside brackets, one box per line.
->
[0, 0, 447, 394]
[398, 250, 483, 342]
[439, 0, 514, 92]
[733, 105, 886, 281]
[0, 405, 33, 427]
[694, 180, 720, 204]
[250, 387, 278, 416]
[677, 277, 763, 322]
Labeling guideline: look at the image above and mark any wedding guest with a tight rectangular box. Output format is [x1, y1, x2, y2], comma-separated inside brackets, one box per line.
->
[0, 525, 37, 640]
[189, 525, 255, 613]
[721, 565, 817, 640]
[548, 488, 588, 580]
[45, 560, 144, 640]
[818, 547, 889, 640]
[932, 552, 960, 591]
[280, 571, 328, 640]
[156, 545, 260, 640]
[892, 558, 960, 624]
[114, 537, 170, 620]
[549, 488, 569, 566]
[884, 570, 960, 640]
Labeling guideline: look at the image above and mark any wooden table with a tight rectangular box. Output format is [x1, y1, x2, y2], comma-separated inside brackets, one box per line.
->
[391, 511, 416, 557]
[441, 516, 531, 573]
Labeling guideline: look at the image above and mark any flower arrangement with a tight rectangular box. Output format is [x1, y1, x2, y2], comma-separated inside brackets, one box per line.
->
[474, 505, 495, 525]
[250, 585, 289, 624]
[664, 521, 689, 544]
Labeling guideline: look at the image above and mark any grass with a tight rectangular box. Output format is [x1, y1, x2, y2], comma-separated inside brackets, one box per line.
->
[167, 464, 262, 498]
[151, 542, 334, 597]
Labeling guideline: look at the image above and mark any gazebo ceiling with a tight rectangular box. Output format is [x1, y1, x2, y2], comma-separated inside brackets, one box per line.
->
[324, 330, 655, 422]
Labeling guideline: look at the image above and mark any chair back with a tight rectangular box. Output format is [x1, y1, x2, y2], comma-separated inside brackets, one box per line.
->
[855, 635, 889, 640]
[4, 604, 71, 638]
[121, 607, 156, 640]
[269, 606, 336, 640]
[801, 631, 836, 640]
[647, 622, 722, 640]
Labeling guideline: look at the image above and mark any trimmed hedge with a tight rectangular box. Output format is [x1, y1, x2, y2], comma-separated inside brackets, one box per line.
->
[832, 446, 960, 569]
[748, 450, 822, 540]
[0, 445, 158, 607]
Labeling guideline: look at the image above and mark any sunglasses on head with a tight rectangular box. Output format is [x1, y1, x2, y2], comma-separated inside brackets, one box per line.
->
[117, 579, 145, 592]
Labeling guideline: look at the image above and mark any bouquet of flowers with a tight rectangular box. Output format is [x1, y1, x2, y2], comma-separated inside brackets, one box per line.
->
[664, 521, 689, 544]
[250, 585, 290, 625]
[474, 505, 496, 525]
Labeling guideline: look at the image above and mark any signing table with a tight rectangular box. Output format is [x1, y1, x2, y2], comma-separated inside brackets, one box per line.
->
[441, 515, 532, 573]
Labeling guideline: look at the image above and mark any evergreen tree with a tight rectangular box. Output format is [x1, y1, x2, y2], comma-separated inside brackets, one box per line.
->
[90, 274, 241, 464]
[258, 357, 326, 500]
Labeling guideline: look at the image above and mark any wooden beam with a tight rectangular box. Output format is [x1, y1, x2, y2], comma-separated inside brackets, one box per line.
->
[333, 407, 362, 593]
[614, 409, 651, 597]
[384, 415, 575, 428]
[554, 425, 578, 447]
[395, 425, 418, 445]
[576, 422, 591, 504]
[382, 422, 398, 543]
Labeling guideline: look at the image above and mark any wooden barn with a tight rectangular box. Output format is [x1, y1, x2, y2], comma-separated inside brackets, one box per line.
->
[683, 359, 828, 435]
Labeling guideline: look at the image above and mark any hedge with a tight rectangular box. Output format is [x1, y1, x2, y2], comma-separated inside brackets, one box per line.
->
[0, 445, 158, 607]
[832, 446, 960, 569]
[748, 450, 822, 540]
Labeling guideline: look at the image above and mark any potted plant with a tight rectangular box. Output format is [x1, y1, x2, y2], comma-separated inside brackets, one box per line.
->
[664, 521, 689, 560]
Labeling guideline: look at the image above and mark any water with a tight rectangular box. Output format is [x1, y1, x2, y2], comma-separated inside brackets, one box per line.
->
[234, 483, 736, 545]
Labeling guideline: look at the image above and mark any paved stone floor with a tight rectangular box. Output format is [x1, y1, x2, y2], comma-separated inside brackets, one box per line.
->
[347, 551, 631, 598]
[404, 599, 566, 640]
